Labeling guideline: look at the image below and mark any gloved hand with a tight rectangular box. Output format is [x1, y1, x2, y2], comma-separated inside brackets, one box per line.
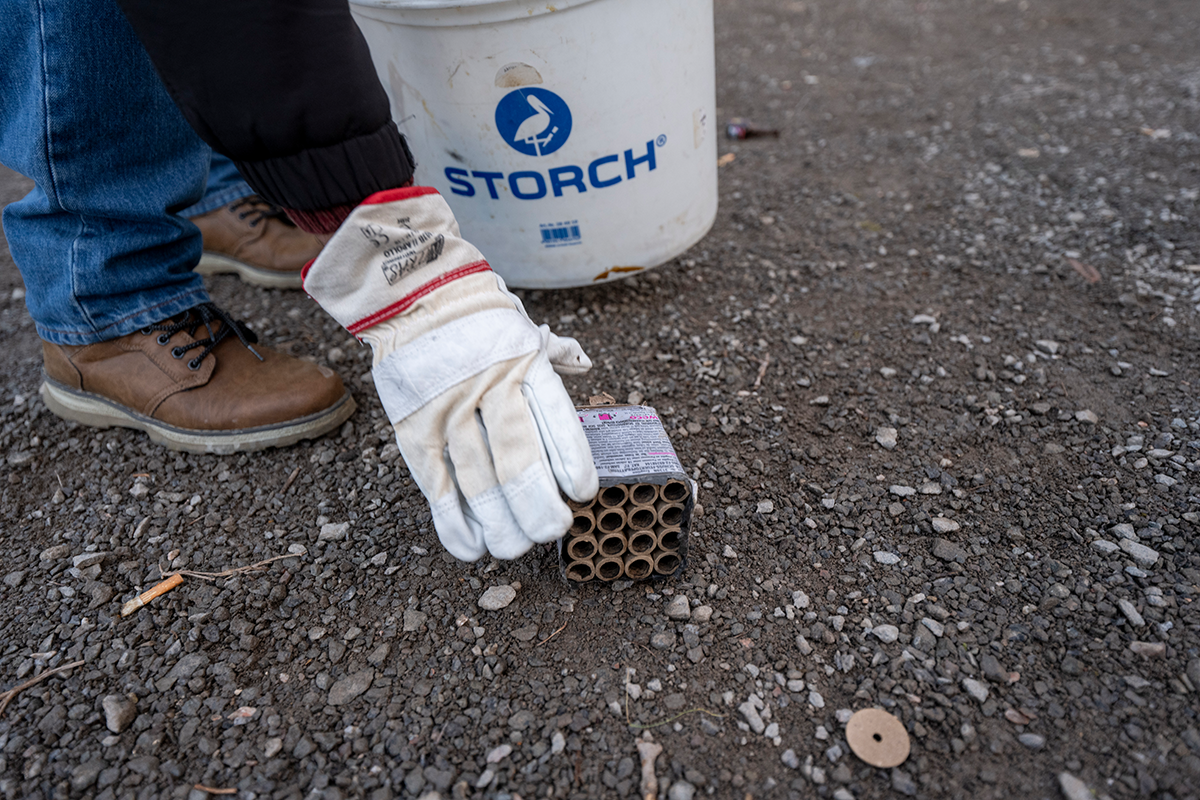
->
[303, 187, 599, 561]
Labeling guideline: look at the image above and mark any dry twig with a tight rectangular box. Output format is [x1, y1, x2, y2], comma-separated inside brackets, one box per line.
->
[0, 660, 85, 717]
[193, 785, 237, 795]
[535, 620, 569, 647]
[280, 466, 301, 494]
[160, 550, 305, 583]
[752, 355, 771, 389]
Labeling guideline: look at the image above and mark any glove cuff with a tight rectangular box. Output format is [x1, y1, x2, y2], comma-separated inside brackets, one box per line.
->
[302, 187, 492, 335]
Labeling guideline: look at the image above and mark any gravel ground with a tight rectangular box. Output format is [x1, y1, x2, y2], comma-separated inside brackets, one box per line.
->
[3, 0, 1200, 798]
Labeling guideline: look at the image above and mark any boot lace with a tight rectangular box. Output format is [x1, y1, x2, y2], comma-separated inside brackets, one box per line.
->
[140, 303, 263, 370]
[228, 195, 293, 228]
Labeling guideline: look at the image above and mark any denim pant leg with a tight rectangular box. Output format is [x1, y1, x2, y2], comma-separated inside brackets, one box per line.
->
[0, 0, 212, 345]
[179, 152, 256, 219]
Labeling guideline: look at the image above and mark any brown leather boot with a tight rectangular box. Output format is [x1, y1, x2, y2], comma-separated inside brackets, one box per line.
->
[191, 196, 322, 289]
[40, 303, 355, 454]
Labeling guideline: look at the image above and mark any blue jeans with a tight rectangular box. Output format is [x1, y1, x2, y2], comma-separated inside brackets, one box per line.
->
[0, 0, 253, 345]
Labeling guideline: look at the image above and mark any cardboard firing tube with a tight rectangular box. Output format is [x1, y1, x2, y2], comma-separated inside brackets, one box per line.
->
[655, 501, 685, 528]
[628, 530, 657, 555]
[597, 506, 627, 533]
[661, 479, 689, 503]
[627, 505, 657, 530]
[656, 527, 682, 552]
[630, 483, 659, 505]
[566, 560, 596, 582]
[653, 551, 681, 575]
[597, 484, 630, 508]
[597, 531, 628, 557]
[566, 534, 598, 561]
[623, 553, 654, 580]
[566, 496, 595, 510]
[569, 508, 596, 536]
[595, 556, 624, 581]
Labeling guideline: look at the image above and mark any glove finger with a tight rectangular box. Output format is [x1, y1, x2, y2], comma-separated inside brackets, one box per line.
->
[395, 433, 487, 562]
[445, 402, 536, 560]
[477, 373, 574, 544]
[521, 353, 599, 505]
[541, 325, 593, 375]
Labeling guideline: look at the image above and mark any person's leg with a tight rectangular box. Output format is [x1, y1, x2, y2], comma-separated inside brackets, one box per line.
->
[183, 152, 324, 290]
[0, 0, 210, 345]
[178, 151, 254, 218]
[0, 0, 354, 452]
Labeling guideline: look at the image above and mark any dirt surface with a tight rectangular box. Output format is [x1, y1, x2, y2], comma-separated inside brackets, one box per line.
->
[3, 0, 1200, 798]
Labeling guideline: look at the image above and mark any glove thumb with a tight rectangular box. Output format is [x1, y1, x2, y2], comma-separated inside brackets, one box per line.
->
[540, 326, 592, 376]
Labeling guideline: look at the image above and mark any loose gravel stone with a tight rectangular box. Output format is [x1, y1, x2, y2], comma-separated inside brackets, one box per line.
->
[328, 669, 374, 705]
[1091, 539, 1119, 555]
[931, 516, 960, 533]
[1058, 773, 1095, 800]
[318, 521, 350, 542]
[962, 678, 989, 703]
[403, 609, 427, 632]
[478, 585, 517, 610]
[668, 781, 696, 800]
[932, 539, 968, 563]
[781, 749, 800, 769]
[1018, 733, 1046, 750]
[665, 595, 691, 620]
[1118, 599, 1145, 627]
[692, 605, 713, 623]
[738, 701, 766, 734]
[871, 625, 899, 643]
[873, 552, 900, 565]
[1119, 539, 1160, 567]
[875, 427, 898, 449]
[101, 695, 136, 733]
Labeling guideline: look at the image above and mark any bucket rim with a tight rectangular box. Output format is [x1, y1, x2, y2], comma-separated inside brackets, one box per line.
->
[348, 0, 602, 20]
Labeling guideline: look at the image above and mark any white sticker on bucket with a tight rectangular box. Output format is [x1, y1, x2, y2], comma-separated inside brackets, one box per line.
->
[577, 405, 684, 479]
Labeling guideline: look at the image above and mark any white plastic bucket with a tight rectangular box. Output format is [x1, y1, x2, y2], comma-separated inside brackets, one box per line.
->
[348, 0, 717, 288]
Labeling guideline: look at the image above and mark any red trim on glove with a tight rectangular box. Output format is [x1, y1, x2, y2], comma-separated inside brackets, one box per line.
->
[345, 261, 492, 335]
[360, 186, 440, 206]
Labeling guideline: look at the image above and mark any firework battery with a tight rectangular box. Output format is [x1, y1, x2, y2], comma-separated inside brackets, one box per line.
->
[560, 404, 694, 583]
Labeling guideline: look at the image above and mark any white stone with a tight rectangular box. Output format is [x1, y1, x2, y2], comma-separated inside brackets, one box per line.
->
[875, 427, 898, 450]
[962, 678, 988, 703]
[873, 552, 900, 565]
[1035, 339, 1060, 355]
[478, 585, 517, 611]
[808, 690, 825, 709]
[879, 367, 897, 379]
[692, 605, 713, 623]
[551, 731, 566, 754]
[1074, 409, 1098, 424]
[723, 545, 737, 559]
[911, 314, 937, 325]
[738, 702, 765, 734]
[792, 591, 810, 608]
[889, 485, 916, 497]
[919, 482, 943, 495]
[665, 595, 691, 620]
[756, 500, 774, 514]
[931, 517, 960, 533]
[318, 522, 349, 542]
[921, 618, 945, 637]
[871, 625, 900, 644]
[1091, 539, 1119, 555]
[486, 744, 512, 763]
[1058, 773, 1095, 800]
[1119, 539, 1159, 567]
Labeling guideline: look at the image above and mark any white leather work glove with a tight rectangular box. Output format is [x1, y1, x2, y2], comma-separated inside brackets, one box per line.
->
[303, 187, 599, 561]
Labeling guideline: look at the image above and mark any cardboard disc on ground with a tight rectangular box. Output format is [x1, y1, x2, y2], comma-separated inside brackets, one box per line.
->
[846, 708, 910, 768]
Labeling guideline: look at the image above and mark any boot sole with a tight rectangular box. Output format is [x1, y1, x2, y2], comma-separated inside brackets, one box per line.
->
[196, 252, 303, 289]
[41, 376, 355, 455]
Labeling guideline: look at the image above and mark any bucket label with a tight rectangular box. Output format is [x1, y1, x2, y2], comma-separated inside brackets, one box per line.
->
[539, 220, 582, 248]
[495, 88, 573, 157]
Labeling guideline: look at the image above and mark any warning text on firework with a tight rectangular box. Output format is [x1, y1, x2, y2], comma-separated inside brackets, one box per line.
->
[577, 406, 684, 480]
